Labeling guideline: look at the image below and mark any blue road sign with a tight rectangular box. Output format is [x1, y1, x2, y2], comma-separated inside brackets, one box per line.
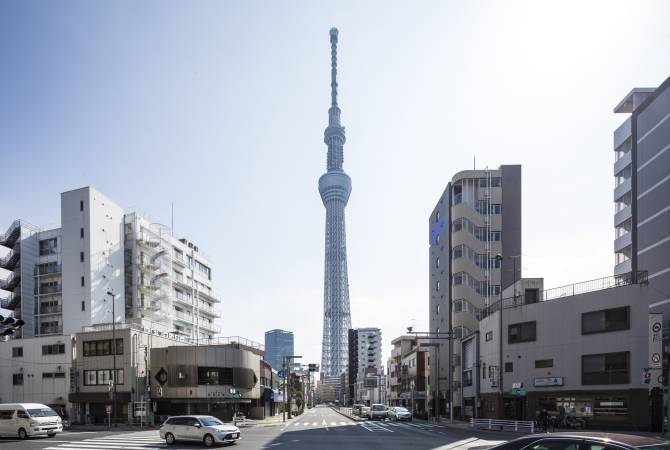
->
[278, 371, 285, 379]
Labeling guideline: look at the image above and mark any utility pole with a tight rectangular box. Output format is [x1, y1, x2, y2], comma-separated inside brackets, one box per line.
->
[107, 291, 117, 427]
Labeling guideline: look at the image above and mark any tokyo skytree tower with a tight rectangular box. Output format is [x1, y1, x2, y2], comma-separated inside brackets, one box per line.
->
[319, 27, 352, 379]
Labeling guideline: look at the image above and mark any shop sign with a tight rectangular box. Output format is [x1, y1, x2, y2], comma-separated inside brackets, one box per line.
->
[534, 377, 564, 387]
[649, 314, 663, 369]
[512, 382, 523, 389]
[510, 388, 527, 397]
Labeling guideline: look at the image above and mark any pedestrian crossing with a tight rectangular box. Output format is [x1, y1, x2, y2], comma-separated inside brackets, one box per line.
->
[287, 419, 466, 433]
[46, 431, 166, 450]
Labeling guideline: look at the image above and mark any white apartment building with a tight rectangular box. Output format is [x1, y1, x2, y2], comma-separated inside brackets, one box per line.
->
[0, 186, 221, 341]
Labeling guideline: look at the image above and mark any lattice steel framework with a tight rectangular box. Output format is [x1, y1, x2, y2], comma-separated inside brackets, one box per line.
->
[319, 27, 352, 378]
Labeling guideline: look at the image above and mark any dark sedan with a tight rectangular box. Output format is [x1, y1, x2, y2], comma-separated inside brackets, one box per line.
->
[488, 433, 670, 450]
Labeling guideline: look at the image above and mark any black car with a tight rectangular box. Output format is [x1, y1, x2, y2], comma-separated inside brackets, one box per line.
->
[488, 433, 670, 450]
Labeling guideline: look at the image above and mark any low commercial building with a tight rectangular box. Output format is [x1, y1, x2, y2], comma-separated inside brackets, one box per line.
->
[477, 271, 656, 430]
[388, 336, 429, 416]
[149, 337, 271, 421]
[69, 323, 187, 424]
[0, 334, 74, 418]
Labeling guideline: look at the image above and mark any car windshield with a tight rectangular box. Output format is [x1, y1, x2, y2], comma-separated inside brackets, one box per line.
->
[395, 407, 409, 412]
[27, 408, 58, 418]
[199, 417, 224, 426]
[638, 445, 670, 450]
[372, 405, 385, 411]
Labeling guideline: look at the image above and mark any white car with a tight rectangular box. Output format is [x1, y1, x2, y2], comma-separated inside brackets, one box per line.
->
[160, 415, 240, 447]
[0, 403, 63, 438]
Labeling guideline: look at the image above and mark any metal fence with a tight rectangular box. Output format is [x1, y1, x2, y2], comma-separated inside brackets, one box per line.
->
[471, 418, 535, 432]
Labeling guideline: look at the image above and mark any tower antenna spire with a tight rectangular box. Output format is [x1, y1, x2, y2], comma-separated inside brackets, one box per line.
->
[330, 27, 338, 108]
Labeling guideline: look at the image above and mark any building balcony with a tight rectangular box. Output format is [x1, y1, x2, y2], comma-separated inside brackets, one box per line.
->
[39, 304, 63, 315]
[613, 116, 631, 151]
[39, 325, 63, 335]
[614, 233, 632, 253]
[613, 178, 631, 201]
[199, 290, 221, 303]
[197, 303, 220, 318]
[172, 255, 186, 268]
[614, 259, 632, 276]
[614, 151, 632, 176]
[34, 285, 63, 295]
[0, 221, 21, 248]
[1, 269, 21, 291]
[614, 205, 632, 227]
[34, 264, 62, 276]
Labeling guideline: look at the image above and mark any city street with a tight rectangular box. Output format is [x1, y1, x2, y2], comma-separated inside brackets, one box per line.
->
[0, 407, 514, 450]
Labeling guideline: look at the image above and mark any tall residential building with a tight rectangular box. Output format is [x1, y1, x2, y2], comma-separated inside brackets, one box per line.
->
[319, 27, 352, 380]
[0, 186, 221, 340]
[347, 328, 382, 404]
[264, 329, 294, 371]
[428, 165, 521, 417]
[612, 76, 670, 313]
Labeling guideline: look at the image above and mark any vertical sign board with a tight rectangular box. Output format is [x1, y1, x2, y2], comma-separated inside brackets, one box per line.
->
[649, 313, 663, 369]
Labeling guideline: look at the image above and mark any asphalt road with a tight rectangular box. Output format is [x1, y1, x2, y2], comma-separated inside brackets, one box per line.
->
[0, 406, 515, 450]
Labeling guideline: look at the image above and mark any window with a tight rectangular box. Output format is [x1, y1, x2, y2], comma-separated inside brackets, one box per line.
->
[482, 363, 487, 379]
[80, 200, 84, 211]
[12, 347, 23, 357]
[485, 331, 493, 342]
[504, 362, 513, 373]
[80, 227, 84, 238]
[582, 307, 630, 335]
[535, 359, 554, 369]
[436, 304, 440, 314]
[80, 252, 84, 262]
[508, 321, 536, 344]
[489, 204, 501, 214]
[81, 301, 85, 311]
[582, 352, 629, 385]
[436, 281, 440, 291]
[435, 257, 440, 269]
[42, 344, 65, 355]
[42, 372, 53, 379]
[39, 238, 57, 256]
[197, 367, 233, 385]
[489, 231, 502, 241]
[81, 276, 85, 287]
[17, 411, 29, 419]
[13, 373, 23, 385]
[436, 211, 440, 222]
[83, 369, 124, 385]
[463, 370, 473, 387]
[83, 339, 123, 357]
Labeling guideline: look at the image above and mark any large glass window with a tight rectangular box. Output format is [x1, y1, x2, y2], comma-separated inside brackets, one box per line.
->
[83, 369, 123, 385]
[582, 307, 629, 334]
[42, 344, 65, 355]
[508, 321, 536, 344]
[39, 238, 57, 255]
[83, 339, 123, 356]
[582, 352, 629, 385]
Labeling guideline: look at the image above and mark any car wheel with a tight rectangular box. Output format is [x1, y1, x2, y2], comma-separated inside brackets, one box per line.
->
[48, 434, 56, 438]
[18, 428, 28, 439]
[165, 433, 176, 445]
[203, 434, 215, 447]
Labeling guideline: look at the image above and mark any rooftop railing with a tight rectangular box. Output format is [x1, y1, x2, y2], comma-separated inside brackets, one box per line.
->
[482, 270, 647, 319]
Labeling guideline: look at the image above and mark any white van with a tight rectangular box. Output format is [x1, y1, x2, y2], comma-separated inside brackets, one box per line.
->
[0, 403, 63, 438]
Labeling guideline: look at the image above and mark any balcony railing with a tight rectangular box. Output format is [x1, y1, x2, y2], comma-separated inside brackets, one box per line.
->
[34, 284, 63, 295]
[482, 270, 647, 318]
[40, 325, 63, 335]
[39, 305, 63, 314]
[34, 264, 62, 276]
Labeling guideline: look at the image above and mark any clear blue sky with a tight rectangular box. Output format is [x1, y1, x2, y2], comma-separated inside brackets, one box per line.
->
[2, 1, 670, 367]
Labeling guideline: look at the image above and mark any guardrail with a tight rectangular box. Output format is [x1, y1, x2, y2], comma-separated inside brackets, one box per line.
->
[471, 418, 535, 432]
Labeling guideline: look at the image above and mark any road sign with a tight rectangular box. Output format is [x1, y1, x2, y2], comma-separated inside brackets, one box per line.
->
[511, 388, 527, 397]
[278, 371, 285, 379]
[106, 404, 112, 414]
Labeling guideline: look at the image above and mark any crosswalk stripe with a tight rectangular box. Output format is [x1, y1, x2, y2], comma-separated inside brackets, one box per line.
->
[339, 421, 346, 426]
[46, 447, 162, 450]
[312, 422, 318, 426]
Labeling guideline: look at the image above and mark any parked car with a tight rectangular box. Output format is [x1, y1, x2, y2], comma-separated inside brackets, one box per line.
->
[387, 406, 412, 422]
[361, 406, 371, 419]
[0, 403, 62, 439]
[160, 415, 240, 447]
[370, 404, 388, 420]
[488, 433, 670, 450]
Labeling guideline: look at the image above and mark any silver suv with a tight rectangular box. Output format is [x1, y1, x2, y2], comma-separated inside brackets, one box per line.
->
[160, 415, 240, 447]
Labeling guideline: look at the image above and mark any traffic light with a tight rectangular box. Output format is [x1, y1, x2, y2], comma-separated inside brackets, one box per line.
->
[308, 363, 320, 372]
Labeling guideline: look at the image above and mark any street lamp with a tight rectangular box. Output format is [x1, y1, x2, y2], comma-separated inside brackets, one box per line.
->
[107, 290, 117, 427]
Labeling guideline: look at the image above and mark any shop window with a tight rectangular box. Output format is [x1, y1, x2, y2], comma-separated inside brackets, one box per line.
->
[582, 352, 629, 385]
[582, 307, 629, 335]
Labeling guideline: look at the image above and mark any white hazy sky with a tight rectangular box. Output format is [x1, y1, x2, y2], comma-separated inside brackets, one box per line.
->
[1, 1, 670, 368]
